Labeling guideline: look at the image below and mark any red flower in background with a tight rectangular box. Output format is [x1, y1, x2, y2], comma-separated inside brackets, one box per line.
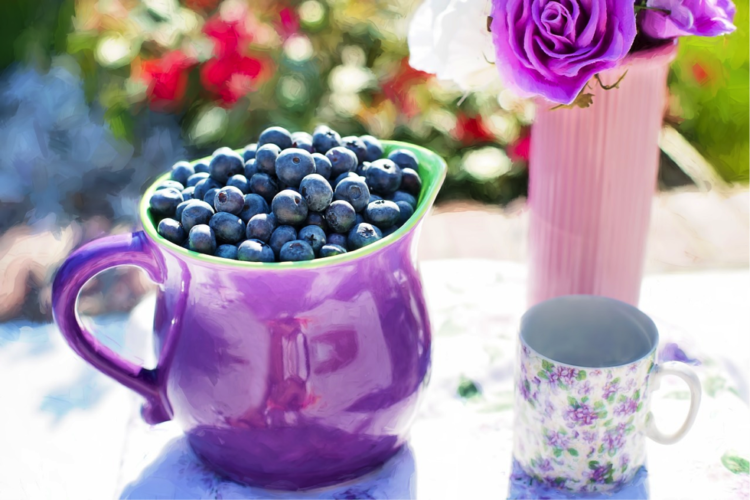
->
[277, 7, 299, 39]
[453, 114, 494, 145]
[203, 14, 252, 58]
[507, 132, 531, 162]
[381, 58, 431, 118]
[138, 51, 197, 110]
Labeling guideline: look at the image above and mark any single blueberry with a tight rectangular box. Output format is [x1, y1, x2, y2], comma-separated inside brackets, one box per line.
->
[390, 190, 417, 208]
[299, 174, 333, 212]
[347, 223, 383, 250]
[249, 173, 279, 203]
[326, 147, 358, 178]
[365, 159, 402, 195]
[215, 244, 239, 260]
[327, 232, 347, 249]
[188, 224, 217, 254]
[193, 177, 221, 201]
[334, 177, 370, 212]
[382, 225, 399, 237]
[388, 148, 419, 171]
[170, 161, 195, 185]
[227, 174, 251, 194]
[214, 186, 245, 214]
[237, 239, 276, 262]
[275, 148, 315, 188]
[269, 225, 298, 256]
[255, 144, 282, 175]
[193, 161, 210, 174]
[355, 161, 370, 177]
[181, 200, 215, 232]
[312, 125, 342, 153]
[246, 213, 277, 242]
[364, 200, 400, 229]
[299, 225, 327, 255]
[209, 212, 245, 244]
[360, 135, 384, 162]
[175, 200, 192, 221]
[395, 200, 415, 226]
[258, 126, 293, 149]
[291, 131, 314, 153]
[149, 188, 183, 217]
[334, 171, 359, 188]
[400, 168, 422, 197]
[157, 180, 185, 192]
[240, 193, 270, 222]
[271, 189, 309, 226]
[242, 143, 258, 162]
[319, 244, 347, 258]
[209, 147, 244, 184]
[341, 136, 367, 163]
[203, 188, 219, 205]
[157, 218, 186, 245]
[187, 172, 209, 187]
[305, 211, 329, 233]
[181, 187, 195, 201]
[312, 153, 333, 179]
[244, 158, 259, 179]
[325, 200, 356, 234]
[279, 240, 315, 262]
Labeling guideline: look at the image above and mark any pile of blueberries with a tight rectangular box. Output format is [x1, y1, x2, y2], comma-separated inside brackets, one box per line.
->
[149, 126, 422, 262]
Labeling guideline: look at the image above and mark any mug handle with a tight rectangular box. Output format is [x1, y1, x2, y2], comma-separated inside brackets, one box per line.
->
[645, 361, 702, 445]
[52, 231, 172, 424]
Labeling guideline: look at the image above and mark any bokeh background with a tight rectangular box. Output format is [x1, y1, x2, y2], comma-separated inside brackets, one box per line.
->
[0, 0, 747, 322]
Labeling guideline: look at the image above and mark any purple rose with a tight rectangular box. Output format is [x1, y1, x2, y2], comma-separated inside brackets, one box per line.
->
[490, 0, 637, 104]
[640, 0, 736, 39]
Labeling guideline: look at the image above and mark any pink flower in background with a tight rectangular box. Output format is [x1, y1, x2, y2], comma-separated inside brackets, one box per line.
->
[640, 0, 736, 39]
[139, 51, 197, 110]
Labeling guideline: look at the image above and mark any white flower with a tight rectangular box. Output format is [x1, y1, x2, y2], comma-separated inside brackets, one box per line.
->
[407, 0, 500, 91]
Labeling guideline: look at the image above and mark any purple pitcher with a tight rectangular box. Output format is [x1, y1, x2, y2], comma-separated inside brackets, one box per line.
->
[52, 141, 446, 490]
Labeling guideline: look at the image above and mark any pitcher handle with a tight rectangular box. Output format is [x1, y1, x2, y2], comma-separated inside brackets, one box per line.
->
[645, 361, 702, 445]
[52, 231, 172, 424]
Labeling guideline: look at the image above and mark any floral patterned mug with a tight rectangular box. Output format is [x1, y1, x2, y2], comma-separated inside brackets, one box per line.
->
[513, 295, 701, 493]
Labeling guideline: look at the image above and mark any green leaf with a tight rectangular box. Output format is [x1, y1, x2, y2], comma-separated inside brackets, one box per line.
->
[538, 370, 549, 380]
[618, 395, 628, 403]
[568, 448, 579, 456]
[593, 401, 605, 409]
[622, 464, 628, 473]
[603, 419, 613, 427]
[608, 448, 617, 457]
[607, 394, 615, 403]
[589, 460, 600, 470]
[554, 448, 563, 458]
[567, 396, 578, 407]
[721, 454, 750, 475]
[612, 378, 621, 385]
[634, 390, 641, 400]
[598, 411, 608, 419]
[577, 370, 587, 381]
[598, 444, 605, 454]
[637, 402, 643, 412]
[458, 376, 482, 399]
[542, 360, 554, 372]
[581, 396, 589, 403]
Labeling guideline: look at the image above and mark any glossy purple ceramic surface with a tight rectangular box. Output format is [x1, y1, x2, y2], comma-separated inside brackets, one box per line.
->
[51, 142, 445, 489]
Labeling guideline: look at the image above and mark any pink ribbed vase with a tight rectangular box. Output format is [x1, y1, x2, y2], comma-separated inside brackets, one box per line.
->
[527, 42, 678, 307]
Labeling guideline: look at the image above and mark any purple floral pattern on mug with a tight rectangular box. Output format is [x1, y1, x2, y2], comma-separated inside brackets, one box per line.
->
[513, 343, 656, 493]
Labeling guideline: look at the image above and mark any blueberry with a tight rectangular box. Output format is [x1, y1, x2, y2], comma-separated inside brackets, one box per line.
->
[237, 239, 276, 262]
[354, 213, 365, 226]
[175, 200, 192, 221]
[327, 232, 348, 249]
[325, 200, 356, 234]
[390, 190, 417, 208]
[269, 225, 298, 256]
[255, 144, 282, 175]
[181, 200, 215, 232]
[334, 171, 359, 188]
[299, 225, 327, 255]
[209, 147, 244, 184]
[187, 172, 209, 187]
[341, 136, 367, 163]
[157, 180, 185, 191]
[319, 244, 347, 258]
[395, 200, 414, 226]
[305, 212, 329, 232]
[365, 159, 402, 195]
[188, 224, 217, 254]
[240, 193, 270, 222]
[388, 149, 419, 171]
[355, 161, 370, 177]
[215, 244, 239, 260]
[194, 177, 221, 201]
[364, 200, 400, 229]
[360, 135, 384, 162]
[312, 125, 342, 153]
[400, 168, 422, 197]
[326, 147, 358, 178]
[203, 188, 219, 205]
[181, 187, 195, 201]
[334, 177, 370, 212]
[271, 189, 308, 226]
[209, 212, 245, 244]
[244, 159, 259, 179]
[149, 188, 183, 217]
[246, 213, 277, 242]
[227, 174, 251, 194]
[158, 218, 186, 245]
[291, 131, 314, 153]
[312, 153, 333, 179]
[242, 143, 258, 162]
[258, 126, 293, 149]
[299, 174, 333, 212]
[279, 240, 315, 262]
[348, 223, 383, 250]
[382, 225, 399, 237]
[193, 161, 210, 174]
[171, 161, 195, 185]
[249, 173, 279, 203]
[275, 148, 315, 188]
[213, 186, 245, 214]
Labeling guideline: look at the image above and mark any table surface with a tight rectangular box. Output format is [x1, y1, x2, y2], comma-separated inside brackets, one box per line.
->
[1, 260, 749, 500]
